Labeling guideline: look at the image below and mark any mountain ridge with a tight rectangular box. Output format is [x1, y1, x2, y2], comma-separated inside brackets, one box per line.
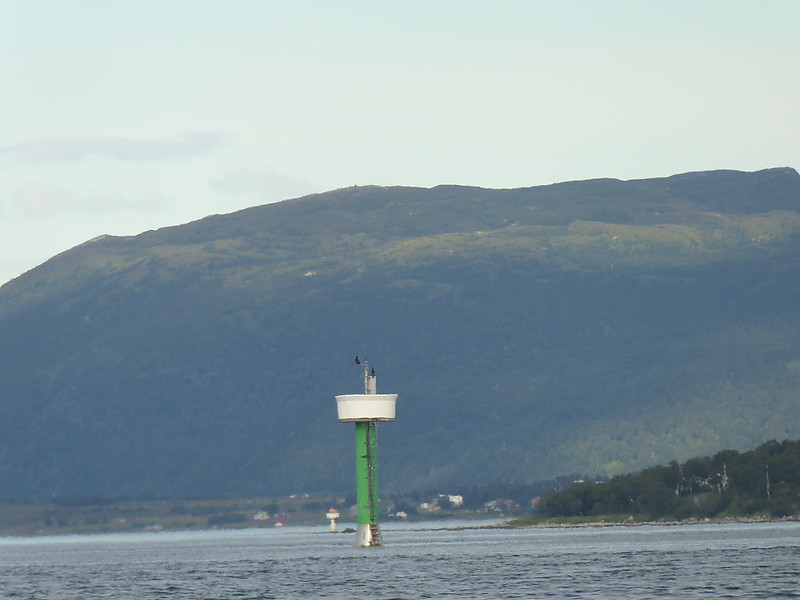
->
[1, 167, 799, 501]
[4, 166, 798, 301]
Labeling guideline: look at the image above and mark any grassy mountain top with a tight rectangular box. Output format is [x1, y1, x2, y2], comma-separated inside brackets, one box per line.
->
[4, 167, 799, 311]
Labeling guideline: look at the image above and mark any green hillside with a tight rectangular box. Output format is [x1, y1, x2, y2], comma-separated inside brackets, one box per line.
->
[1, 167, 800, 502]
[536, 438, 800, 520]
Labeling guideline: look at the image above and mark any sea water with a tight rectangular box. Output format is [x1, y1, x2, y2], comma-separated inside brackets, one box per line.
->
[0, 520, 798, 599]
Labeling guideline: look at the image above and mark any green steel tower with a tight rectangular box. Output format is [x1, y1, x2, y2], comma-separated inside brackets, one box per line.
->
[336, 358, 398, 547]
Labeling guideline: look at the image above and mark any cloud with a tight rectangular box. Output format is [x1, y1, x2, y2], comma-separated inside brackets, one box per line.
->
[4, 132, 232, 162]
[3, 182, 170, 219]
[210, 167, 319, 203]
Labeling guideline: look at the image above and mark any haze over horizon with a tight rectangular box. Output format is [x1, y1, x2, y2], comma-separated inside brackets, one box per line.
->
[3, 0, 799, 285]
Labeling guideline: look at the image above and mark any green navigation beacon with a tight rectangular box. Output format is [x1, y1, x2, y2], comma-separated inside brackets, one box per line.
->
[335, 357, 398, 547]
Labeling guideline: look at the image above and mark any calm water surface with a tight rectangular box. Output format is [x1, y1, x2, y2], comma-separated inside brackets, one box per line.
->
[0, 521, 798, 599]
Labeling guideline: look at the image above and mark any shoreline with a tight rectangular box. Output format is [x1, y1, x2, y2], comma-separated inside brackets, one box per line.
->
[445, 515, 800, 531]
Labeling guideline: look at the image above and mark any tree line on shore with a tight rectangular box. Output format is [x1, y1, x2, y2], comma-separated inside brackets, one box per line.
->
[535, 439, 800, 520]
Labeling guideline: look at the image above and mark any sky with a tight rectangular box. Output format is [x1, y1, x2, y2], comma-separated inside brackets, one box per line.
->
[2, 0, 799, 285]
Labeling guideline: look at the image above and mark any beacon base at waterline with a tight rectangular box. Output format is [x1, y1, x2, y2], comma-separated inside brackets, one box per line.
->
[355, 523, 383, 547]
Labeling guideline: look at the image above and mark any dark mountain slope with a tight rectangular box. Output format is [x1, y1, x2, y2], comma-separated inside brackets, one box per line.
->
[1, 167, 799, 501]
